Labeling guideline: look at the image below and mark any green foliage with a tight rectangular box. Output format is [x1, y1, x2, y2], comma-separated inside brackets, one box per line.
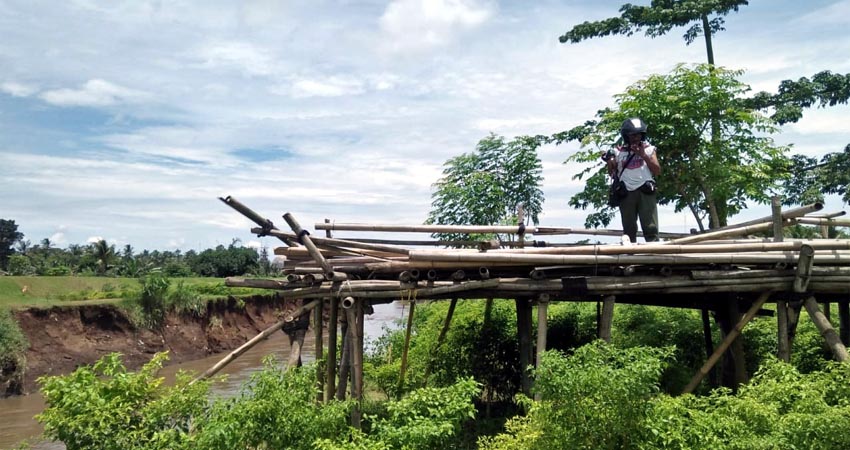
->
[6, 254, 34, 276]
[560, 64, 790, 229]
[427, 134, 545, 242]
[186, 243, 259, 277]
[781, 144, 850, 206]
[194, 357, 353, 450]
[746, 71, 850, 125]
[481, 343, 673, 450]
[643, 359, 850, 449]
[0, 218, 24, 271]
[0, 307, 28, 374]
[136, 272, 171, 327]
[559, 0, 748, 63]
[37, 352, 210, 450]
[367, 378, 480, 450]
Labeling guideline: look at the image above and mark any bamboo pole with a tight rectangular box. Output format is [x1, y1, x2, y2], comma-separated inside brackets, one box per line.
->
[282, 213, 346, 281]
[701, 308, 716, 386]
[689, 202, 823, 237]
[409, 249, 850, 266]
[803, 296, 850, 362]
[667, 222, 775, 245]
[397, 298, 416, 397]
[219, 196, 296, 247]
[516, 298, 532, 396]
[347, 298, 364, 428]
[772, 196, 784, 242]
[839, 301, 850, 346]
[795, 217, 850, 227]
[325, 297, 338, 402]
[256, 227, 411, 256]
[794, 245, 815, 293]
[489, 240, 850, 256]
[314, 300, 324, 402]
[336, 316, 350, 400]
[287, 328, 306, 369]
[599, 295, 615, 343]
[682, 292, 771, 394]
[778, 300, 790, 362]
[191, 299, 322, 384]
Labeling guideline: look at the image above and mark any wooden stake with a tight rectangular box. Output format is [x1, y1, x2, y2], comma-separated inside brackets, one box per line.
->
[777, 300, 790, 362]
[535, 294, 549, 401]
[335, 316, 350, 401]
[683, 292, 771, 394]
[314, 300, 324, 402]
[516, 298, 532, 396]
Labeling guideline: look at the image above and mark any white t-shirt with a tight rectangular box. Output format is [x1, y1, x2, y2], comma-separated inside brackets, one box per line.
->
[615, 143, 656, 191]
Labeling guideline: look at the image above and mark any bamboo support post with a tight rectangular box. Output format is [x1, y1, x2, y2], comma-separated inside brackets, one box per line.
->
[191, 298, 322, 384]
[325, 297, 338, 402]
[840, 301, 850, 346]
[336, 316, 350, 400]
[701, 308, 716, 386]
[397, 299, 416, 397]
[314, 300, 324, 402]
[599, 295, 615, 343]
[347, 297, 365, 428]
[778, 300, 790, 362]
[287, 328, 306, 369]
[771, 196, 784, 242]
[794, 245, 815, 293]
[516, 298, 533, 396]
[804, 296, 850, 362]
[683, 292, 771, 394]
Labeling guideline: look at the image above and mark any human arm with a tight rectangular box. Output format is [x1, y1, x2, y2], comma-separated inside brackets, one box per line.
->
[635, 143, 661, 176]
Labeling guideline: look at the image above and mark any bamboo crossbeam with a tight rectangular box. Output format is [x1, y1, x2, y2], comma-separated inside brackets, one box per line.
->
[488, 240, 850, 256]
[667, 222, 775, 245]
[408, 249, 850, 266]
[314, 222, 688, 238]
[254, 227, 411, 256]
[794, 217, 850, 227]
[191, 299, 322, 384]
[283, 213, 346, 281]
[693, 202, 824, 236]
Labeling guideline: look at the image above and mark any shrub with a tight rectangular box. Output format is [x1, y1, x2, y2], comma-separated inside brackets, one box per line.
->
[0, 308, 28, 379]
[136, 272, 170, 327]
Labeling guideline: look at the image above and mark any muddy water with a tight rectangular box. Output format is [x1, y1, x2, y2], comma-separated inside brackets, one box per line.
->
[0, 302, 406, 450]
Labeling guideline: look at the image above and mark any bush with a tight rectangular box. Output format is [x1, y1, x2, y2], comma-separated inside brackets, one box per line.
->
[37, 352, 210, 450]
[136, 272, 170, 327]
[0, 308, 28, 378]
[480, 342, 672, 450]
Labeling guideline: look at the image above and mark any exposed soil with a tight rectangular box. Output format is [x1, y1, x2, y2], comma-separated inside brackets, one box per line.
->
[2, 295, 299, 397]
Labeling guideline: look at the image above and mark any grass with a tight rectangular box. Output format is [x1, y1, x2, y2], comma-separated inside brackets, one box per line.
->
[0, 276, 227, 309]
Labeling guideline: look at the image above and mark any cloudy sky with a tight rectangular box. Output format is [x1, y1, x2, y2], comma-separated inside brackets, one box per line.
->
[2, 0, 849, 252]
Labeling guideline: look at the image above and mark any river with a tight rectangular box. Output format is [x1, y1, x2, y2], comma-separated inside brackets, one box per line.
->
[0, 302, 406, 449]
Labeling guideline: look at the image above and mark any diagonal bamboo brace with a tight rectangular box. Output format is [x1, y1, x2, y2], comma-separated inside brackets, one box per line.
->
[191, 298, 322, 384]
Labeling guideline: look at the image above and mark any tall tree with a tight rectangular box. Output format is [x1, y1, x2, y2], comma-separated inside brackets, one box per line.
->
[91, 239, 116, 276]
[427, 134, 545, 242]
[559, 0, 749, 66]
[0, 219, 24, 271]
[558, 64, 789, 230]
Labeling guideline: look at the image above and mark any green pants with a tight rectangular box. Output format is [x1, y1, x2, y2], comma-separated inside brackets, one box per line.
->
[619, 189, 658, 243]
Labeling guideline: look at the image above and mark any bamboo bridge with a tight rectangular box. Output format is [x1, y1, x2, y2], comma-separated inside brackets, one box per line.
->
[199, 196, 850, 426]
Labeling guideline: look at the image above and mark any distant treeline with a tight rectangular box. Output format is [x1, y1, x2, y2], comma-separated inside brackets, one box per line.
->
[0, 219, 273, 278]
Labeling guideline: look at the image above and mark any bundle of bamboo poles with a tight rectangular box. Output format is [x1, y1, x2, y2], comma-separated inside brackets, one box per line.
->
[218, 196, 850, 300]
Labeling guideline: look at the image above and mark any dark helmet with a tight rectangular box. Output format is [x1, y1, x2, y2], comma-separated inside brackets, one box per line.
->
[620, 118, 648, 142]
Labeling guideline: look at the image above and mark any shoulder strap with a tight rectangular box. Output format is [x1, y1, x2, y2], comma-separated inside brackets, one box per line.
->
[617, 152, 637, 178]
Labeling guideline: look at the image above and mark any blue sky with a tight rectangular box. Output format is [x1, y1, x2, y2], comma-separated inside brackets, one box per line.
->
[2, 0, 849, 252]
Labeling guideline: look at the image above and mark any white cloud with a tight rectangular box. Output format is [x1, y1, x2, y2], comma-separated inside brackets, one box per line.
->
[379, 0, 495, 51]
[195, 41, 277, 76]
[86, 236, 104, 244]
[39, 79, 149, 107]
[287, 76, 366, 98]
[797, 0, 850, 25]
[1, 81, 37, 97]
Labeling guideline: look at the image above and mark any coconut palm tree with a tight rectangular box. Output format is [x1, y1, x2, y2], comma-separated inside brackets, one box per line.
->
[92, 239, 115, 276]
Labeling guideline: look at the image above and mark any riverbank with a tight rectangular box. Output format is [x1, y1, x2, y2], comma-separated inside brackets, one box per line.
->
[2, 295, 294, 397]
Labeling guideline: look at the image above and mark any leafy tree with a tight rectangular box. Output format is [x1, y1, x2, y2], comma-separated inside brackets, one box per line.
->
[427, 134, 545, 242]
[91, 239, 116, 276]
[559, 0, 749, 66]
[744, 72, 850, 205]
[559, 64, 790, 230]
[0, 219, 24, 271]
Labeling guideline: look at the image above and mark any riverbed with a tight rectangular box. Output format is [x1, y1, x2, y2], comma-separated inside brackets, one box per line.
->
[0, 302, 405, 449]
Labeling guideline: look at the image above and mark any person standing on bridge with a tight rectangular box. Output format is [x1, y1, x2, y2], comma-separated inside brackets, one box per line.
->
[604, 118, 662, 243]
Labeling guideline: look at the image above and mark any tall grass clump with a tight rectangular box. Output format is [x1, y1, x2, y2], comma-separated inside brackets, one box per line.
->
[0, 307, 29, 385]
